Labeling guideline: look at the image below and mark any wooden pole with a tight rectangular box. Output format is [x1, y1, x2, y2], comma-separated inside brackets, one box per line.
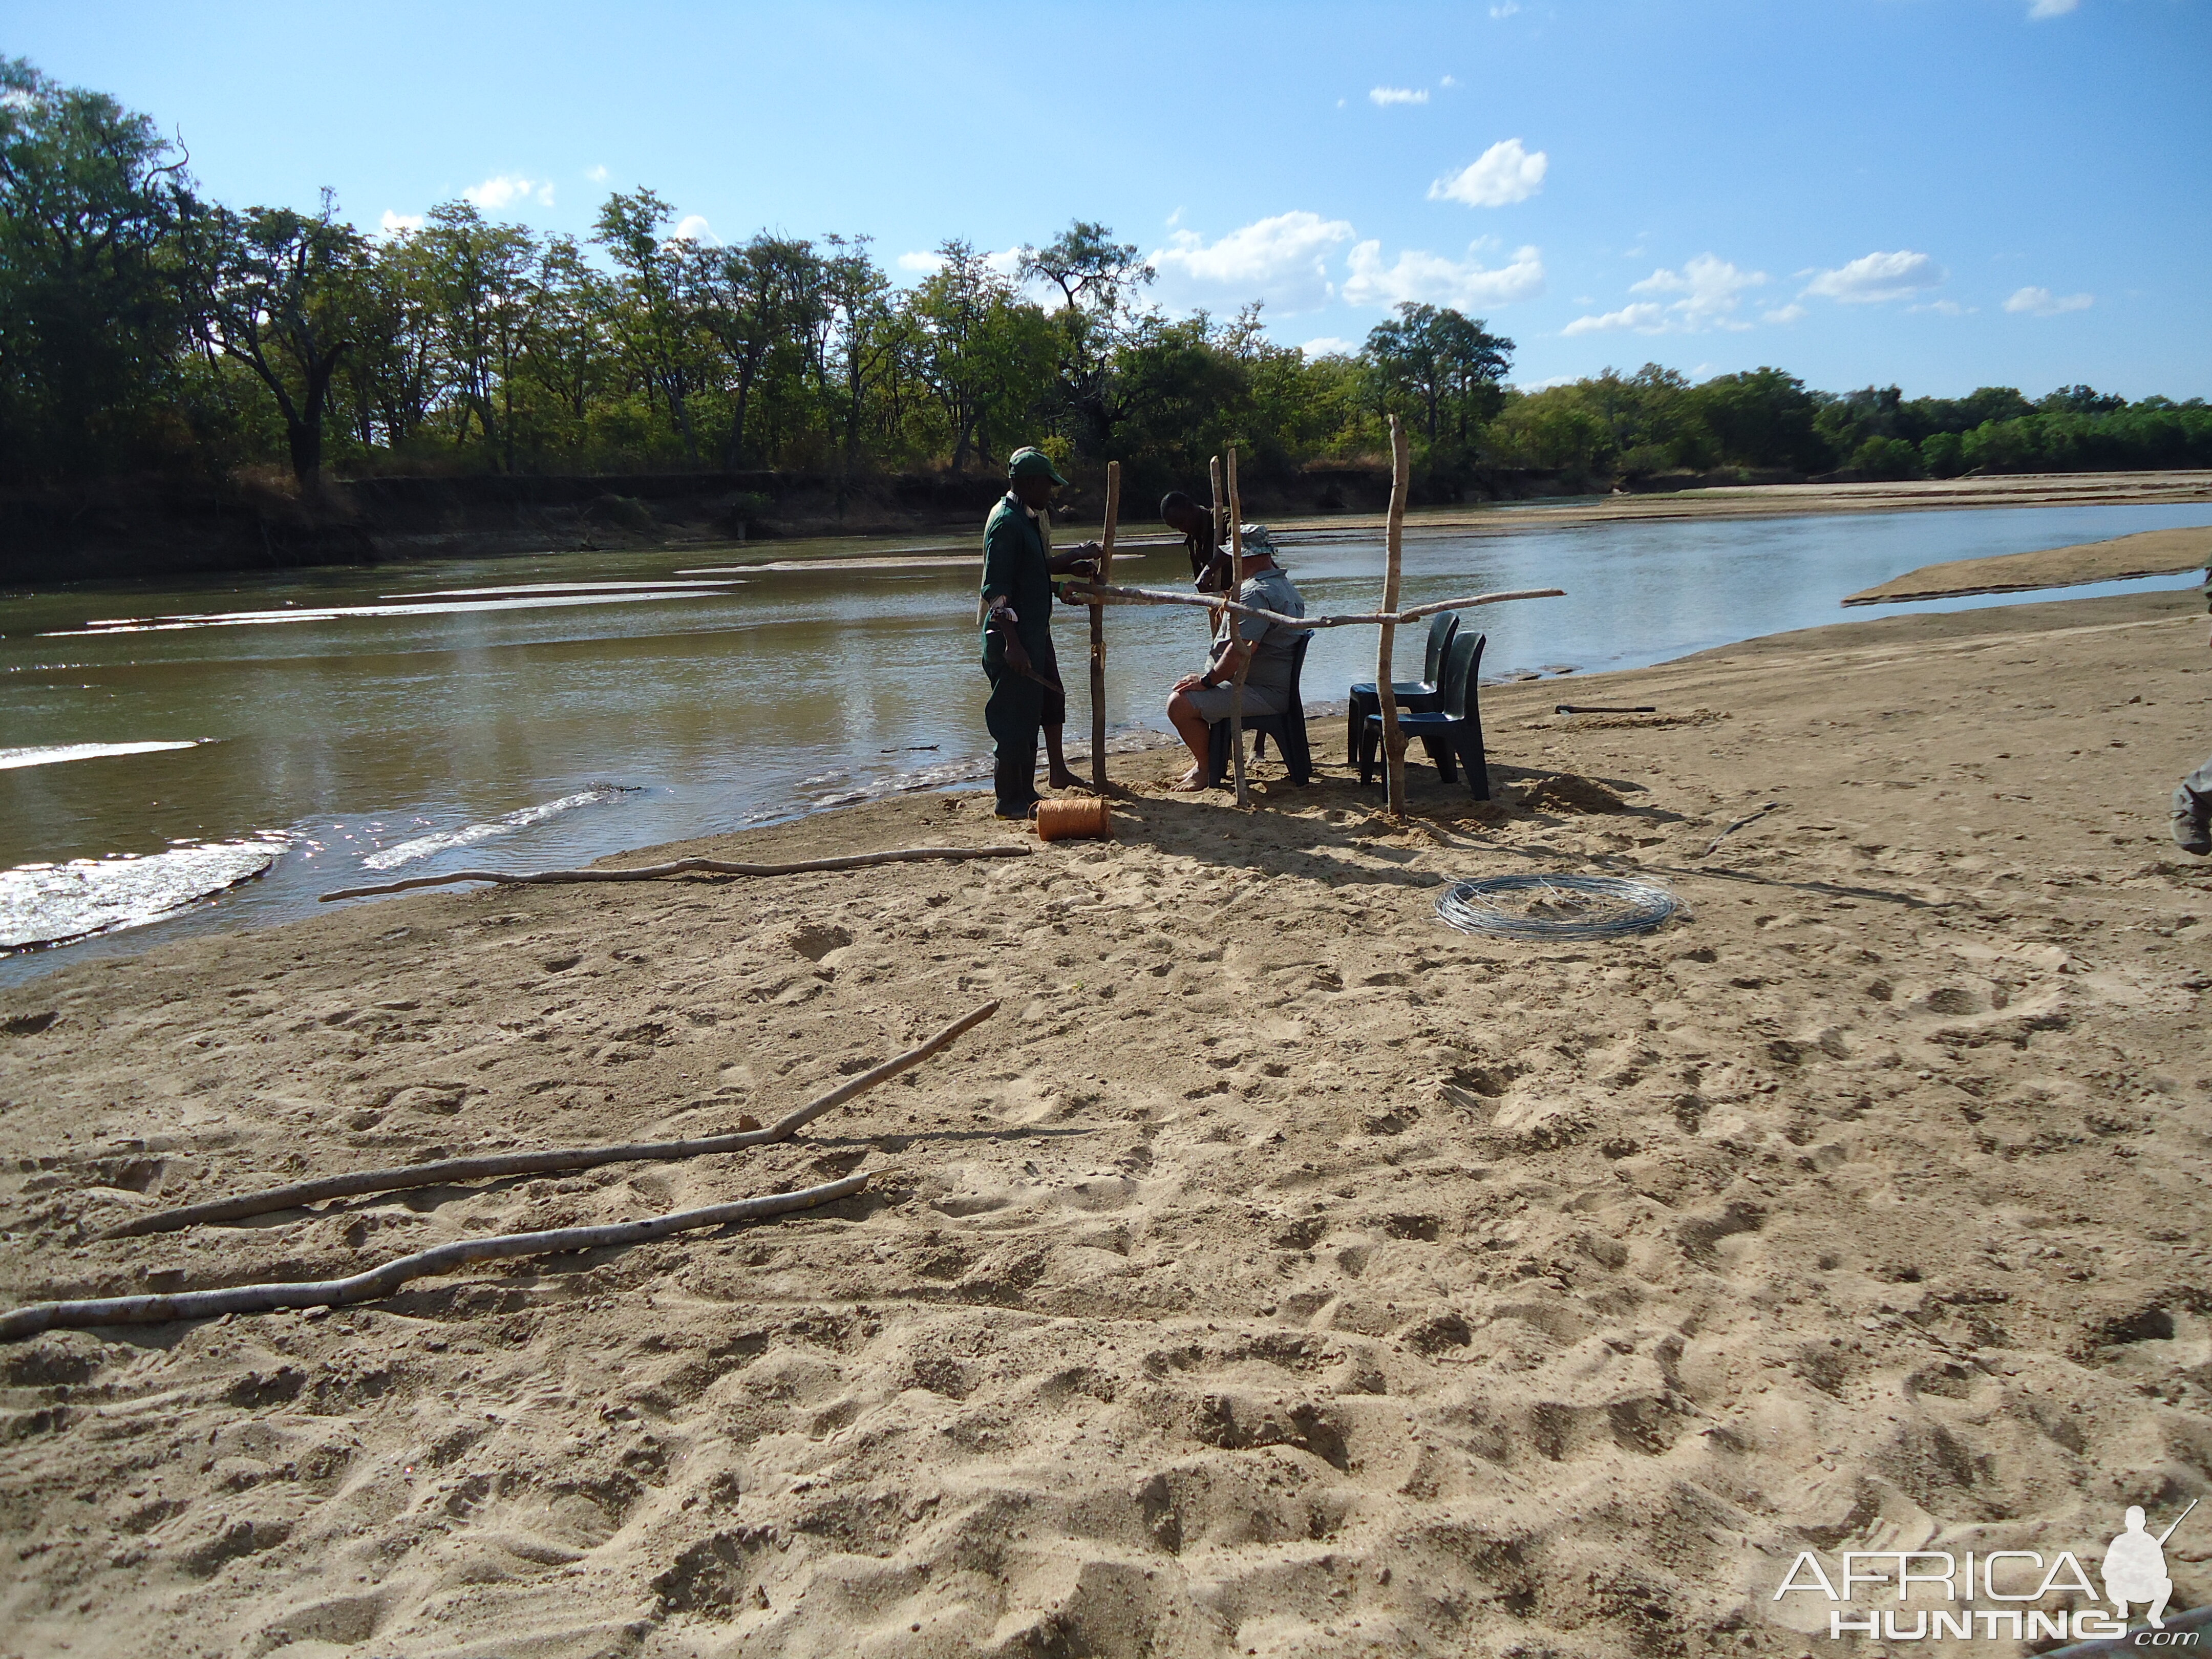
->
[1089, 460, 1120, 792]
[1378, 415, 1411, 818]
[1208, 454, 1225, 563]
[1068, 581, 1563, 629]
[1225, 446, 1251, 807]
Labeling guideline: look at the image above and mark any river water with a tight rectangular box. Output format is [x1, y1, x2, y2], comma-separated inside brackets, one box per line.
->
[4, 499, 2209, 982]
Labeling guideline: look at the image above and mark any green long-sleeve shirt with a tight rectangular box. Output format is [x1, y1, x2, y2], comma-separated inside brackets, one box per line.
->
[979, 491, 1054, 671]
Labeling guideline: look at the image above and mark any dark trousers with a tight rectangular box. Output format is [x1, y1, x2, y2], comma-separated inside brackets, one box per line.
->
[985, 664, 1044, 814]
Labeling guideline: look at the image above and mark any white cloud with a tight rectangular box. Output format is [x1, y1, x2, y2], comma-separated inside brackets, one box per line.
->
[2028, 0, 2078, 16]
[1440, 74, 1458, 88]
[1370, 86, 1429, 106]
[1429, 138, 1547, 208]
[377, 209, 423, 239]
[1490, 1, 1521, 14]
[2004, 285, 2093, 316]
[1802, 249, 1945, 304]
[1342, 240, 1545, 309]
[1300, 336, 1358, 358]
[585, 163, 609, 183]
[1910, 299, 1975, 316]
[1565, 253, 1765, 335]
[896, 250, 942, 274]
[1761, 302, 1810, 324]
[1561, 302, 1667, 336]
[672, 214, 714, 243]
[1150, 210, 1357, 314]
[461, 174, 555, 212]
[1516, 374, 1579, 392]
[1629, 253, 1765, 326]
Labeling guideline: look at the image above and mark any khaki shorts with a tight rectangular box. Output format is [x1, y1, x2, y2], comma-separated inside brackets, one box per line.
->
[1183, 683, 1290, 725]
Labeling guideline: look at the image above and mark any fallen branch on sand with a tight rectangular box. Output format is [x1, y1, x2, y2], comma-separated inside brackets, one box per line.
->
[1699, 801, 1783, 858]
[105, 1001, 998, 1238]
[3, 1172, 869, 1341]
[1070, 581, 1565, 631]
[319, 843, 1031, 902]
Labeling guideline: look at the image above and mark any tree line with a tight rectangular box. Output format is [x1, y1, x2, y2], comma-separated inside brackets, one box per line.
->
[2, 56, 2202, 512]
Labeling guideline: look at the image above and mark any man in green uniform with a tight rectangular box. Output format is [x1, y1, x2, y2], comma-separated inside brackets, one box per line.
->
[981, 448, 1099, 818]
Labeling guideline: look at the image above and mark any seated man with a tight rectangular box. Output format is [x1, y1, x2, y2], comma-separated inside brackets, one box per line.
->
[1164, 523, 1307, 791]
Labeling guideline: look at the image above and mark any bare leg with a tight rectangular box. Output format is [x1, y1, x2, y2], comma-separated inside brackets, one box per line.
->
[1165, 690, 1213, 790]
[2151, 1581, 2173, 1628]
[1044, 725, 1080, 791]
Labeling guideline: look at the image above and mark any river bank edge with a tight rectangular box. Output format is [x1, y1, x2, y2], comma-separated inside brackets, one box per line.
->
[7, 466, 2211, 587]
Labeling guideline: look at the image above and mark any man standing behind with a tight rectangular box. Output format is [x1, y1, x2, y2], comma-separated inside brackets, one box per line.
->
[982, 447, 1099, 818]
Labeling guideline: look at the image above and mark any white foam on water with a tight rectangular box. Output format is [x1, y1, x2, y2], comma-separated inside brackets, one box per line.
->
[48, 590, 720, 636]
[360, 786, 630, 870]
[382, 580, 745, 599]
[0, 739, 205, 771]
[0, 836, 288, 950]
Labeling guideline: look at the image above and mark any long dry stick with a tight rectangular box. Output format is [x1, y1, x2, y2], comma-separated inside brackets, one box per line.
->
[4, 1173, 869, 1342]
[1089, 460, 1120, 792]
[1379, 416, 1411, 817]
[1072, 583, 1563, 629]
[1226, 446, 1251, 808]
[320, 843, 1030, 903]
[106, 1001, 999, 1239]
[1698, 801, 1783, 858]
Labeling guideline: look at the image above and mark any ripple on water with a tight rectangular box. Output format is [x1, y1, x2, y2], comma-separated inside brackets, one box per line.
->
[0, 837, 289, 951]
[359, 785, 635, 870]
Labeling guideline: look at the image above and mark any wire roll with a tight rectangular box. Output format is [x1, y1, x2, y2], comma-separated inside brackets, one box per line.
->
[1434, 873, 1679, 941]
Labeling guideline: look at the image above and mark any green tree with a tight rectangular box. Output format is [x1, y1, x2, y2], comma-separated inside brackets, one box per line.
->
[0, 57, 196, 478]
[688, 231, 826, 469]
[414, 201, 538, 469]
[518, 234, 616, 458]
[1684, 367, 1832, 472]
[909, 241, 1054, 473]
[592, 189, 700, 461]
[185, 191, 368, 490]
[1364, 302, 1512, 449]
[821, 234, 900, 476]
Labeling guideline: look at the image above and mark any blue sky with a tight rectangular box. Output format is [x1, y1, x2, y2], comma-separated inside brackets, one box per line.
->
[12, 0, 2208, 398]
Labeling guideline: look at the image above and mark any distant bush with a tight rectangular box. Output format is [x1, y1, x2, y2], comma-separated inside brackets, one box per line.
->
[1853, 436, 1923, 480]
[1959, 407, 2212, 474]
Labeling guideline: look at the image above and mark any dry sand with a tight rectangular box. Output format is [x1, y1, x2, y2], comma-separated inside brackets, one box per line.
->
[1844, 526, 2212, 606]
[3, 588, 2210, 1659]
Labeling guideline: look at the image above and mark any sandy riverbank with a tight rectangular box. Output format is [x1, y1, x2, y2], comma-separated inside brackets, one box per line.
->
[1841, 525, 2212, 605]
[2, 587, 2209, 1658]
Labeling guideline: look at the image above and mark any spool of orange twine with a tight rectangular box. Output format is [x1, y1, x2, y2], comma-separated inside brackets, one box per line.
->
[1033, 796, 1112, 841]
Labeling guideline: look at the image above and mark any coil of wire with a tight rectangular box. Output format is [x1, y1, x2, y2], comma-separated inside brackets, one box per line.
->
[1434, 872, 1679, 941]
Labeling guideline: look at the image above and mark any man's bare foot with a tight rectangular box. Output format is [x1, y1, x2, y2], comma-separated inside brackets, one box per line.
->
[1046, 769, 1082, 791]
[1168, 765, 1208, 792]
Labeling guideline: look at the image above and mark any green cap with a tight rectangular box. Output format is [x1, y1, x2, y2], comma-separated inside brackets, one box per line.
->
[1008, 446, 1069, 486]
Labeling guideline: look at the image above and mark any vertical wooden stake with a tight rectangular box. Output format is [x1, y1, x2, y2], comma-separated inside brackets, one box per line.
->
[1378, 415, 1410, 819]
[1226, 445, 1250, 809]
[1088, 460, 1120, 792]
[1208, 455, 1225, 560]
